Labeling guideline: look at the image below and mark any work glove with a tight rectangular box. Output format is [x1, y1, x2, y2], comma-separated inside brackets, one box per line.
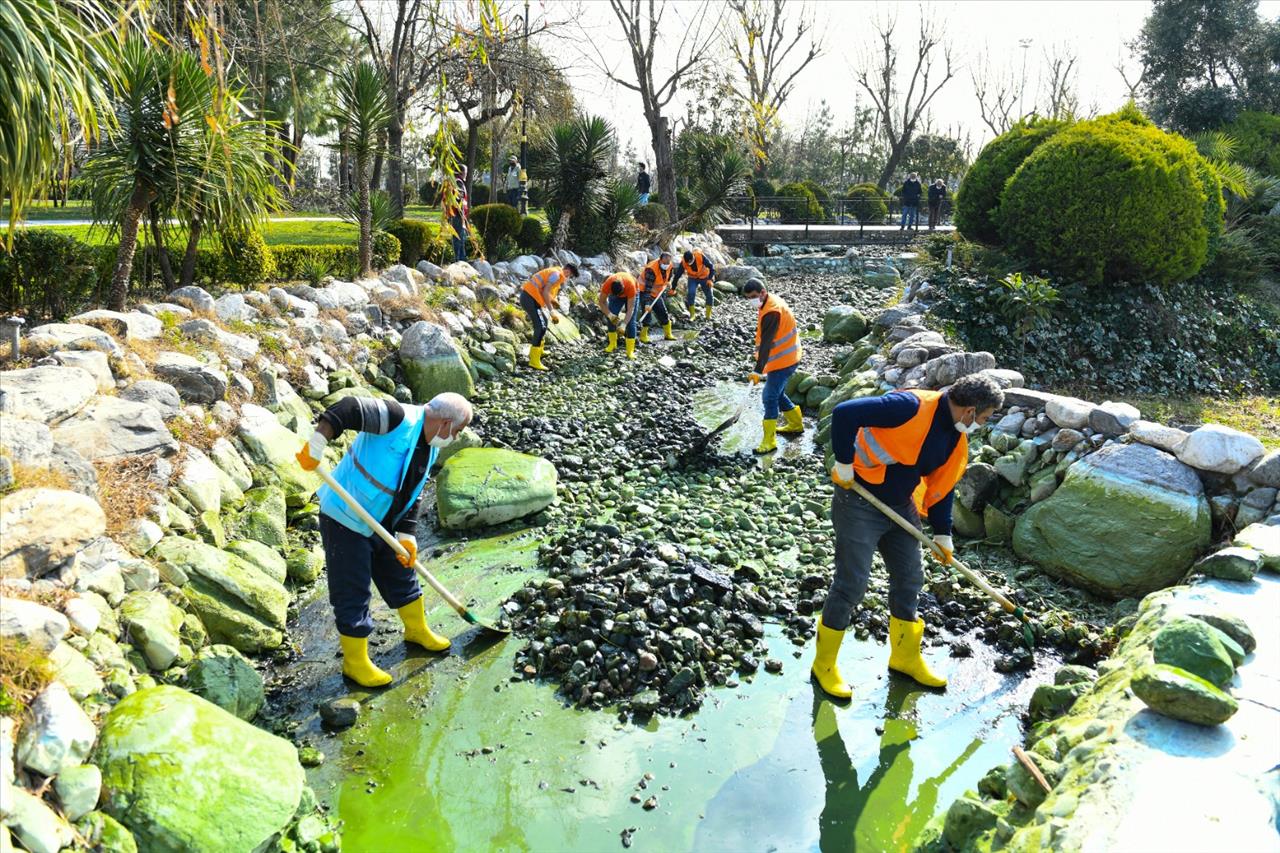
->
[605, 312, 618, 325]
[830, 461, 854, 489]
[551, 313, 561, 325]
[295, 430, 326, 471]
[931, 534, 954, 565]
[748, 372, 763, 385]
[395, 533, 418, 569]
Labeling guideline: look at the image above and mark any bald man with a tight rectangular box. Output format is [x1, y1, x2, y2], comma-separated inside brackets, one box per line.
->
[296, 392, 474, 687]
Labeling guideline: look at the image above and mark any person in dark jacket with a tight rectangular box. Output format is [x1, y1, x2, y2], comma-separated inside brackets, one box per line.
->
[636, 163, 651, 205]
[899, 173, 922, 230]
[927, 179, 947, 230]
[296, 393, 474, 687]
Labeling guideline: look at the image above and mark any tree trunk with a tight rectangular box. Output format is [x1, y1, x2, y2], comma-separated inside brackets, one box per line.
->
[489, 123, 501, 199]
[876, 139, 910, 192]
[651, 116, 677, 220]
[464, 122, 481, 201]
[179, 217, 204, 289]
[279, 124, 301, 188]
[149, 208, 175, 292]
[109, 182, 154, 311]
[387, 118, 404, 219]
[552, 209, 572, 251]
[357, 151, 372, 276]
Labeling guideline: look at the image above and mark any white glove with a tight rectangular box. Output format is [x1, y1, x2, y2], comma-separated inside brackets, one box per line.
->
[831, 462, 854, 488]
[307, 430, 328, 458]
[932, 534, 954, 564]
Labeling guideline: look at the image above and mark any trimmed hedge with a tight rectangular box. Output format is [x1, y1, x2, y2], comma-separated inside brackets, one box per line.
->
[776, 182, 822, 224]
[955, 117, 1069, 243]
[996, 107, 1222, 286]
[518, 216, 546, 253]
[221, 229, 276, 286]
[635, 202, 669, 229]
[470, 203, 522, 257]
[844, 183, 889, 224]
[470, 183, 491, 206]
[0, 230, 101, 319]
[388, 219, 433, 265]
[801, 180, 833, 217]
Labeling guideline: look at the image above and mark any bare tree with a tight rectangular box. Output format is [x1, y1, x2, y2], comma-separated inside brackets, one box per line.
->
[593, 0, 714, 219]
[854, 13, 956, 191]
[971, 48, 1018, 136]
[1116, 54, 1145, 102]
[1041, 44, 1079, 119]
[726, 0, 824, 178]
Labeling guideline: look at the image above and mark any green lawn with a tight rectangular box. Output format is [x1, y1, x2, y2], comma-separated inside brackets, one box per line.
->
[1112, 393, 1280, 450]
[7, 219, 362, 247]
[1, 201, 93, 221]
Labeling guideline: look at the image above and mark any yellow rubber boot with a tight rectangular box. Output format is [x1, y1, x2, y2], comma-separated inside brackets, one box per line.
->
[662, 322, 675, 341]
[397, 597, 451, 652]
[604, 332, 618, 353]
[778, 405, 804, 435]
[753, 419, 778, 455]
[625, 337, 636, 359]
[811, 616, 853, 699]
[338, 635, 392, 687]
[639, 326, 650, 343]
[528, 345, 547, 371]
[888, 615, 947, 688]
[704, 304, 713, 320]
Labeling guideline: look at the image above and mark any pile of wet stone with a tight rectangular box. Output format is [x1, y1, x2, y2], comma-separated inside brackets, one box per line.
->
[507, 528, 793, 717]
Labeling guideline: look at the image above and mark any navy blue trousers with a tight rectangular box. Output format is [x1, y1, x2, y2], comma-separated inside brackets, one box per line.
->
[320, 514, 422, 638]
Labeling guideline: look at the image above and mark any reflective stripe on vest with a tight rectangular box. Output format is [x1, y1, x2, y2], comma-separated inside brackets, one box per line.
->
[850, 389, 969, 514]
[318, 405, 438, 536]
[757, 293, 801, 372]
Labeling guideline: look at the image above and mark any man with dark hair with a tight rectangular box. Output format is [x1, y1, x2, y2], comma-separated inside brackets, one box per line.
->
[595, 271, 639, 358]
[636, 163, 651, 205]
[813, 372, 1003, 699]
[638, 252, 676, 343]
[899, 172, 922, 231]
[673, 249, 716, 320]
[741, 277, 804, 454]
[518, 263, 580, 370]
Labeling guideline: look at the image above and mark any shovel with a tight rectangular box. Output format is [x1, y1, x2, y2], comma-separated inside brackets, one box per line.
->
[843, 478, 1036, 651]
[316, 465, 510, 636]
[685, 382, 757, 456]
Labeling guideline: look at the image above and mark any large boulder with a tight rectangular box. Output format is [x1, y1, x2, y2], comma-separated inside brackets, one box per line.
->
[236, 485, 287, 548]
[923, 351, 996, 387]
[25, 322, 121, 358]
[1131, 663, 1238, 726]
[52, 349, 114, 392]
[436, 448, 557, 529]
[543, 313, 581, 344]
[211, 294, 259, 324]
[716, 264, 763, 286]
[0, 365, 97, 424]
[1012, 443, 1211, 597]
[399, 321, 475, 404]
[1175, 424, 1265, 474]
[174, 445, 223, 514]
[71, 309, 163, 342]
[184, 645, 265, 721]
[152, 352, 227, 404]
[0, 598, 69, 652]
[119, 380, 183, 419]
[52, 396, 178, 461]
[150, 537, 287, 652]
[178, 319, 258, 361]
[0, 488, 106, 578]
[96, 686, 304, 852]
[1151, 617, 1236, 687]
[236, 404, 319, 499]
[822, 305, 868, 343]
[1233, 522, 1279, 570]
[166, 285, 216, 313]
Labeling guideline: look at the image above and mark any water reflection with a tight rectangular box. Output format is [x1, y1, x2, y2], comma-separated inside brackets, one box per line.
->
[813, 679, 981, 852]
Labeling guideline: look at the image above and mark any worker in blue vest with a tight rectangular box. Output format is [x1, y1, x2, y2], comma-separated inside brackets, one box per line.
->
[296, 392, 474, 687]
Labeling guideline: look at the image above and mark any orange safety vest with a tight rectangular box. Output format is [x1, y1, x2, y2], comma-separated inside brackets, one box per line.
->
[681, 251, 710, 279]
[756, 293, 801, 373]
[853, 389, 969, 515]
[642, 259, 673, 297]
[522, 268, 566, 308]
[600, 273, 638, 300]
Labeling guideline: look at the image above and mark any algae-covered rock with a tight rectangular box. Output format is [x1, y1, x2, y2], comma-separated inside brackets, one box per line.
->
[1131, 663, 1238, 726]
[1012, 443, 1211, 598]
[942, 795, 1000, 849]
[286, 545, 324, 583]
[436, 448, 558, 529]
[76, 812, 138, 853]
[822, 305, 868, 343]
[399, 321, 475, 404]
[1194, 546, 1261, 581]
[225, 540, 287, 584]
[96, 685, 304, 852]
[1029, 681, 1090, 722]
[184, 644, 264, 721]
[1007, 752, 1062, 808]
[236, 404, 319, 499]
[150, 537, 287, 652]
[1233, 522, 1279, 571]
[983, 504, 1015, 544]
[118, 591, 186, 672]
[1152, 617, 1236, 686]
[238, 485, 287, 548]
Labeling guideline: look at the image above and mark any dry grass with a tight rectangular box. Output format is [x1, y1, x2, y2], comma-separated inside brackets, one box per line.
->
[1, 462, 72, 496]
[95, 454, 166, 537]
[168, 410, 225, 452]
[1102, 393, 1280, 451]
[0, 638, 55, 722]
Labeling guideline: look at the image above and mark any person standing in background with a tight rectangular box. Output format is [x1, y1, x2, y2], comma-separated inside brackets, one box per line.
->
[899, 173, 922, 231]
[505, 155, 521, 207]
[636, 163, 651, 205]
[927, 179, 947, 231]
[447, 166, 470, 261]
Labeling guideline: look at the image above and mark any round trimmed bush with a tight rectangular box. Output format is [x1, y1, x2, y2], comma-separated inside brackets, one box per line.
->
[995, 107, 1223, 286]
[470, 203, 522, 257]
[635, 202, 669, 230]
[751, 177, 776, 200]
[221, 229, 276, 286]
[776, 182, 822, 224]
[469, 183, 491, 206]
[801, 181, 832, 218]
[517, 216, 546, 253]
[843, 183, 889, 224]
[955, 117, 1069, 243]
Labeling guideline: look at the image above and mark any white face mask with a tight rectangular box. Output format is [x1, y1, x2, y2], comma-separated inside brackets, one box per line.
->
[429, 434, 455, 449]
[749, 296, 764, 309]
[660, 262, 671, 271]
[954, 416, 981, 435]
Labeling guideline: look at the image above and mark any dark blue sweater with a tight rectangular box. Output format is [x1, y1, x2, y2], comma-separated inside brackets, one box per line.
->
[831, 391, 958, 534]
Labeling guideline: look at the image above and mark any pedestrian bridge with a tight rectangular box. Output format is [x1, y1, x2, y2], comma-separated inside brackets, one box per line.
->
[715, 222, 955, 247]
[714, 195, 955, 246]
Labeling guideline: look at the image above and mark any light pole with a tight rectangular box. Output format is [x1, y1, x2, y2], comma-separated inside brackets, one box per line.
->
[518, 0, 530, 216]
[1017, 38, 1033, 121]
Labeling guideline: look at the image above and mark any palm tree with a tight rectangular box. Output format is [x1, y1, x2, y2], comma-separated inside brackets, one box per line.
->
[532, 115, 615, 250]
[660, 138, 750, 239]
[330, 62, 392, 277]
[82, 40, 214, 310]
[1, 0, 115, 238]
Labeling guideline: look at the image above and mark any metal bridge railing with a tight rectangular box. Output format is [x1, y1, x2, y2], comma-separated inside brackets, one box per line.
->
[721, 195, 953, 244]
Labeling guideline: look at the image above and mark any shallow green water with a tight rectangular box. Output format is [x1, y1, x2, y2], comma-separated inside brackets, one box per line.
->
[691, 381, 817, 458]
[303, 532, 1053, 853]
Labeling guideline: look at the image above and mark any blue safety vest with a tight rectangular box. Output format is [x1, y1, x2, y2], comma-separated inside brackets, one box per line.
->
[318, 405, 438, 536]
